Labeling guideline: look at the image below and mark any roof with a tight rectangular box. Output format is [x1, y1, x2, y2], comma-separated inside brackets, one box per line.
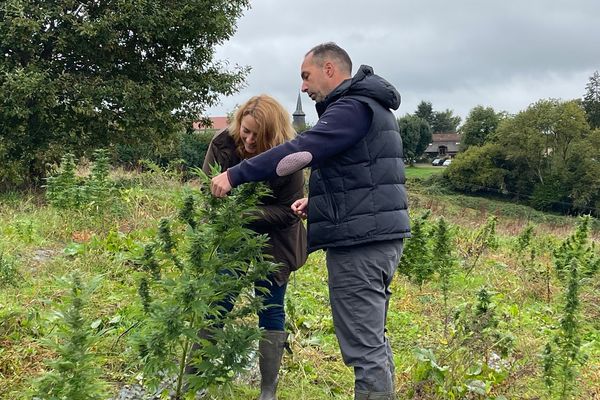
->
[192, 116, 229, 131]
[431, 132, 460, 141]
[425, 132, 461, 153]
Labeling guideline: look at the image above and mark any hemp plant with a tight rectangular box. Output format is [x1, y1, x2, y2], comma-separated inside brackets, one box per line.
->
[44, 149, 115, 211]
[44, 153, 81, 209]
[412, 287, 514, 399]
[33, 272, 107, 400]
[431, 217, 456, 333]
[543, 216, 599, 399]
[85, 149, 114, 211]
[399, 210, 433, 289]
[463, 215, 499, 276]
[515, 223, 551, 301]
[132, 167, 277, 399]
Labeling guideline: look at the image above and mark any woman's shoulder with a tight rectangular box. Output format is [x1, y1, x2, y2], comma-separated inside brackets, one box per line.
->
[210, 129, 235, 149]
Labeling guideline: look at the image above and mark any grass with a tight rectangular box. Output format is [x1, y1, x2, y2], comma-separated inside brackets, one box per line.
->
[404, 163, 445, 180]
[0, 171, 599, 399]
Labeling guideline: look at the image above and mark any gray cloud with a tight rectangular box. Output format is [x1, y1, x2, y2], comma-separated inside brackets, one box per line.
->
[206, 0, 600, 125]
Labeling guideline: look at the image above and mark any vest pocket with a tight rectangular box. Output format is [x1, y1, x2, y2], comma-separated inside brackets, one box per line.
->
[316, 170, 340, 224]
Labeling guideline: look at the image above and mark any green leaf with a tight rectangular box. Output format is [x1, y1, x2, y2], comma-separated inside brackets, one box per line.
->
[90, 319, 102, 330]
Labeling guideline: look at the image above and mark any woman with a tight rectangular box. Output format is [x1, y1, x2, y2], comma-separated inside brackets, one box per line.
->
[200, 95, 307, 400]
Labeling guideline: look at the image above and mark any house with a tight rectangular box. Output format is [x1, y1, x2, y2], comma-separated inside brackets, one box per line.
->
[192, 116, 229, 134]
[425, 132, 461, 158]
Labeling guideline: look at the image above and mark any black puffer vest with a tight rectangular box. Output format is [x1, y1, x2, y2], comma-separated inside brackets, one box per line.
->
[307, 66, 410, 252]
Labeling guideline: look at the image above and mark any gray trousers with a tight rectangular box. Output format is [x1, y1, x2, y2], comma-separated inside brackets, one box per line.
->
[326, 239, 404, 395]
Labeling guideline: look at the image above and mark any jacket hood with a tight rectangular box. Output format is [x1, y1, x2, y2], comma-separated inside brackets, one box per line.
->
[317, 65, 401, 115]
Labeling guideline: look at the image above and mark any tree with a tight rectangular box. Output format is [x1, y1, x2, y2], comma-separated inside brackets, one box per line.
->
[460, 105, 502, 150]
[413, 101, 461, 133]
[446, 98, 600, 216]
[0, 0, 250, 186]
[491, 99, 589, 190]
[582, 70, 600, 129]
[431, 109, 461, 133]
[415, 100, 434, 127]
[398, 114, 432, 163]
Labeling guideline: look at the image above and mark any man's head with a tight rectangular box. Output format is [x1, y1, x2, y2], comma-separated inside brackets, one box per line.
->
[301, 42, 352, 103]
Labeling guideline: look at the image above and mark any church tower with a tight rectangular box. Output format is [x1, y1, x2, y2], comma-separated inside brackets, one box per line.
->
[292, 92, 306, 132]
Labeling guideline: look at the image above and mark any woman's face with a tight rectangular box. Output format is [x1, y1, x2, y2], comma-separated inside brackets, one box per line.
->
[240, 114, 259, 154]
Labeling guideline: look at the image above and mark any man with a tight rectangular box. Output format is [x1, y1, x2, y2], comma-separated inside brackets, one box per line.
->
[211, 42, 410, 400]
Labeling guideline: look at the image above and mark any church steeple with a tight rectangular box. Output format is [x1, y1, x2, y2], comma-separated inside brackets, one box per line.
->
[292, 92, 306, 132]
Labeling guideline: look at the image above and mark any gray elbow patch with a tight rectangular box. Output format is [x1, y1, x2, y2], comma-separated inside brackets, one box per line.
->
[276, 151, 313, 176]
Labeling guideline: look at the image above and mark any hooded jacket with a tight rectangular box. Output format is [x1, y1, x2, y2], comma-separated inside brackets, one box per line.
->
[203, 130, 307, 285]
[227, 65, 410, 252]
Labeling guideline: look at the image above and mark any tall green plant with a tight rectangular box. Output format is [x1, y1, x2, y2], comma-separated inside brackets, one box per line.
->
[45, 153, 81, 209]
[0, 251, 21, 288]
[132, 169, 276, 398]
[412, 287, 514, 399]
[464, 216, 499, 275]
[514, 223, 551, 301]
[399, 210, 433, 289]
[432, 217, 455, 332]
[543, 216, 599, 399]
[45, 150, 116, 210]
[33, 273, 107, 400]
[85, 149, 113, 210]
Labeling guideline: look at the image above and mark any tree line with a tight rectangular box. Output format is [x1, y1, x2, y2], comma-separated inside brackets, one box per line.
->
[399, 71, 600, 217]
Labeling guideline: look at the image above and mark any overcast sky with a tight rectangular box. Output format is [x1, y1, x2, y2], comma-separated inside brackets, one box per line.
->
[205, 0, 600, 127]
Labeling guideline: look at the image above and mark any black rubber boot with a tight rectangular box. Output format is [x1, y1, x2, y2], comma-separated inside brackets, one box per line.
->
[257, 330, 288, 400]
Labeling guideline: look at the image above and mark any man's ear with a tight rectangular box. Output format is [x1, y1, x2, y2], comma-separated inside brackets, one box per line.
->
[324, 61, 335, 78]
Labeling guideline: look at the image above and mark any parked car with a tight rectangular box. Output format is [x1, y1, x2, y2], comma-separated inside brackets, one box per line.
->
[431, 158, 443, 166]
[442, 159, 452, 166]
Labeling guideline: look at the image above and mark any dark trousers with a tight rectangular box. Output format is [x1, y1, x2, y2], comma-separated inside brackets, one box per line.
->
[217, 274, 287, 331]
[326, 239, 404, 394]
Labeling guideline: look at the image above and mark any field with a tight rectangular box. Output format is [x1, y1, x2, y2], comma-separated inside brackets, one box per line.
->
[0, 169, 598, 400]
[404, 164, 445, 180]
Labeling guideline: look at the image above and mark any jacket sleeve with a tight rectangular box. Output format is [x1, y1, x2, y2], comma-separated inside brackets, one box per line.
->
[227, 99, 371, 187]
[246, 170, 304, 231]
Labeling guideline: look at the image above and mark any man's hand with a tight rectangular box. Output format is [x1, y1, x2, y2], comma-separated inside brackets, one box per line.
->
[291, 197, 309, 219]
[211, 171, 232, 198]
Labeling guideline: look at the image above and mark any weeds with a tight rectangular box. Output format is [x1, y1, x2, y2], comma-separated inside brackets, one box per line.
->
[0, 251, 21, 288]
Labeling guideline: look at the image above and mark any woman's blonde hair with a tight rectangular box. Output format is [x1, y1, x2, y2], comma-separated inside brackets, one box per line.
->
[229, 94, 297, 159]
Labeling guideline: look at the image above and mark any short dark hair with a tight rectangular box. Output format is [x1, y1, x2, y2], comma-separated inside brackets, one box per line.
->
[306, 42, 352, 75]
